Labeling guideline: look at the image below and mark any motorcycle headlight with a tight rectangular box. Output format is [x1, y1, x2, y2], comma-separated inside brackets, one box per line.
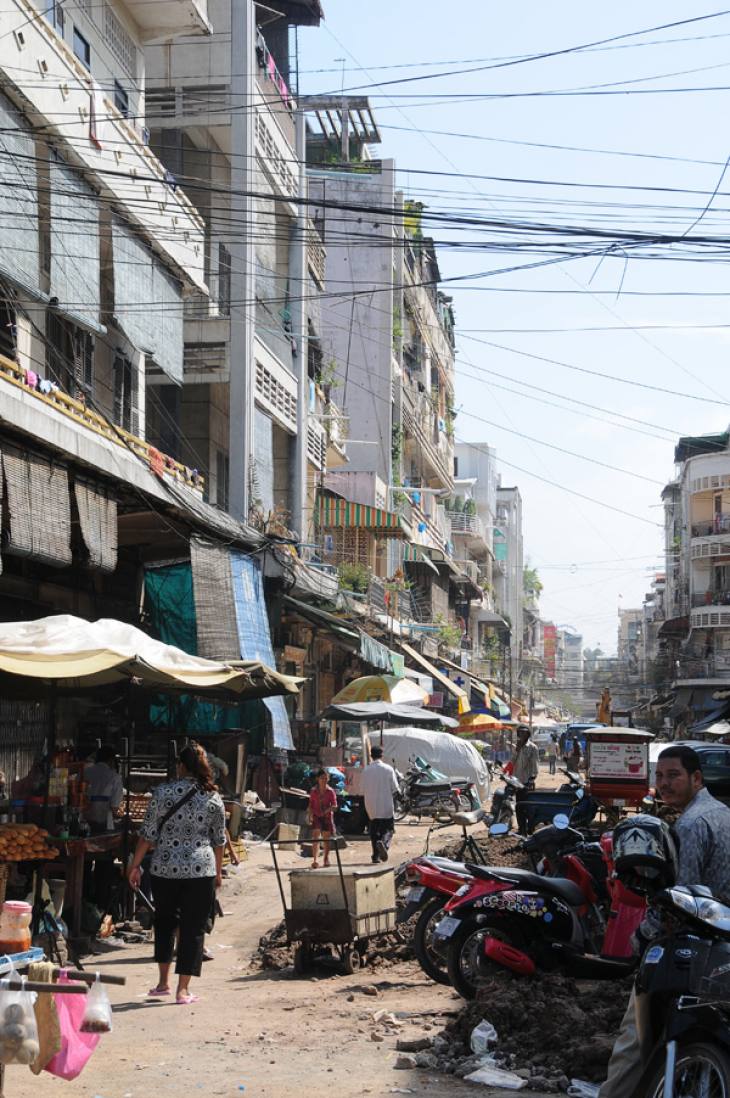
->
[664, 888, 698, 918]
[405, 865, 421, 883]
[696, 898, 730, 932]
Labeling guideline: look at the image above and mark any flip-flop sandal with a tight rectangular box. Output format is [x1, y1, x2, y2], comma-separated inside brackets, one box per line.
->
[176, 994, 200, 1005]
[147, 986, 171, 997]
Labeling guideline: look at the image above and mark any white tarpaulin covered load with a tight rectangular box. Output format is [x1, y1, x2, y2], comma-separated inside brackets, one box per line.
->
[368, 727, 490, 806]
[0, 614, 300, 699]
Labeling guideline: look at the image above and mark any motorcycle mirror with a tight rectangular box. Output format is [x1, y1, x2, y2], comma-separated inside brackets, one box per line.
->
[553, 813, 570, 830]
[489, 822, 509, 837]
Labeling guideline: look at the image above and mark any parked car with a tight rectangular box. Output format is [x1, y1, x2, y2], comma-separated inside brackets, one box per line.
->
[649, 739, 730, 806]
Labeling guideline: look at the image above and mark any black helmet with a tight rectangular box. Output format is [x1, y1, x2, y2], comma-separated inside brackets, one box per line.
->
[612, 814, 678, 896]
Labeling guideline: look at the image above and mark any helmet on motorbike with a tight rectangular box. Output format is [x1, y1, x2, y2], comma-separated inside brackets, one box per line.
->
[611, 814, 678, 896]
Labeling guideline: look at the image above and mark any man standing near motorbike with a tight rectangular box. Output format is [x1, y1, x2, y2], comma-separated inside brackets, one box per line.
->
[513, 725, 539, 835]
[599, 744, 730, 1098]
[361, 745, 400, 864]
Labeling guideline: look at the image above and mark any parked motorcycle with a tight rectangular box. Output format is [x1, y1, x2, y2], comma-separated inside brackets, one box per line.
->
[393, 757, 479, 822]
[436, 818, 644, 998]
[485, 766, 523, 828]
[630, 884, 730, 1097]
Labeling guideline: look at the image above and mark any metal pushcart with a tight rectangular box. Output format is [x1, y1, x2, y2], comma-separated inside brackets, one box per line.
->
[270, 840, 396, 975]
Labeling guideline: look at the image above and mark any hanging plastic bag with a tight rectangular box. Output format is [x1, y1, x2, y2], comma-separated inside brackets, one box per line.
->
[80, 974, 112, 1034]
[44, 971, 99, 1081]
[0, 974, 40, 1065]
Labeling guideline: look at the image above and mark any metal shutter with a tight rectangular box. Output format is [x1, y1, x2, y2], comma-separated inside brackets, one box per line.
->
[50, 155, 102, 331]
[0, 91, 40, 296]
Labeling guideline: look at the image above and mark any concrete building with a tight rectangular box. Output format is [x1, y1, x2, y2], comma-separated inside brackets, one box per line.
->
[557, 629, 584, 690]
[618, 607, 644, 685]
[144, 0, 347, 537]
[660, 430, 730, 719]
[494, 484, 524, 681]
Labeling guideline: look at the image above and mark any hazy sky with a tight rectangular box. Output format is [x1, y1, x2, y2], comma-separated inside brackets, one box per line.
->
[298, 3, 730, 654]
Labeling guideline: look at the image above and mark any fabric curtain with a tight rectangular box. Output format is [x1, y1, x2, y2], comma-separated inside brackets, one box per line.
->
[50, 156, 101, 331]
[112, 216, 183, 384]
[2, 445, 71, 567]
[0, 91, 40, 296]
[230, 550, 294, 751]
[73, 478, 118, 572]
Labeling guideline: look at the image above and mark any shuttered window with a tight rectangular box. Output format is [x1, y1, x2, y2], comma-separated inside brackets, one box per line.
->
[112, 216, 183, 384]
[46, 312, 94, 401]
[50, 155, 102, 331]
[0, 92, 40, 296]
[113, 353, 138, 434]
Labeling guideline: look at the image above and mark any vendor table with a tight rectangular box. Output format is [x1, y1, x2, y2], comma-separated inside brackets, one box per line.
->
[49, 832, 124, 939]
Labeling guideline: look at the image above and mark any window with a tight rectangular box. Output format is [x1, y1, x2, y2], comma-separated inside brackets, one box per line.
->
[218, 244, 231, 316]
[453, 456, 459, 477]
[72, 27, 91, 70]
[43, 1, 64, 34]
[113, 354, 138, 434]
[46, 312, 94, 401]
[0, 290, 16, 362]
[113, 80, 129, 118]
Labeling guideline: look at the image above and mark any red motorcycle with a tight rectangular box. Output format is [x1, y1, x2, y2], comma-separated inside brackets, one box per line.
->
[435, 821, 646, 998]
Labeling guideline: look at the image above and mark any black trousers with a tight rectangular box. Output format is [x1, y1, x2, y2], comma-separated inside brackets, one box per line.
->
[151, 875, 216, 977]
[368, 817, 394, 860]
[515, 782, 535, 836]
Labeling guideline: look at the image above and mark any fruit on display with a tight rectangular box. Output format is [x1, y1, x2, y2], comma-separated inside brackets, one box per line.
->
[0, 824, 58, 861]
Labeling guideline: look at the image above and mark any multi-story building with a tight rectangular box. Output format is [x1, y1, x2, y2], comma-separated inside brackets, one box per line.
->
[661, 430, 730, 718]
[557, 629, 584, 691]
[618, 608, 644, 685]
[642, 574, 667, 689]
[494, 483, 524, 680]
[144, 0, 347, 537]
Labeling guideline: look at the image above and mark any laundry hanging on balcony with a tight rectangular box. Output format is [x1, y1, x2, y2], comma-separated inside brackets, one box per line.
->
[111, 216, 183, 384]
[0, 91, 41, 297]
[318, 495, 410, 538]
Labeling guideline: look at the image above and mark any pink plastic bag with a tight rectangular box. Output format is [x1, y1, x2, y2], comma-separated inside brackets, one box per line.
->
[43, 972, 99, 1081]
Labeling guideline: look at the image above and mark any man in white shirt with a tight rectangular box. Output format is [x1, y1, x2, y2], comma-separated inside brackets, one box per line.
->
[84, 745, 124, 832]
[360, 746, 400, 863]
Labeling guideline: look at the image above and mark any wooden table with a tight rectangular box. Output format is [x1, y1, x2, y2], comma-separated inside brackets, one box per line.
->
[49, 832, 124, 939]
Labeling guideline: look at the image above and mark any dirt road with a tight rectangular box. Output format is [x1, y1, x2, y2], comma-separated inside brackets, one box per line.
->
[11, 770, 571, 1098]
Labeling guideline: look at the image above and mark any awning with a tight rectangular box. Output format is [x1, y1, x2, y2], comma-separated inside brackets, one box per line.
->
[398, 640, 470, 714]
[319, 701, 458, 728]
[659, 615, 689, 637]
[318, 496, 410, 539]
[283, 595, 360, 647]
[0, 614, 300, 698]
[475, 608, 510, 629]
[403, 543, 439, 574]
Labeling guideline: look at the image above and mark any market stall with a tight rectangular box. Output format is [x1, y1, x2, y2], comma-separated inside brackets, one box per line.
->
[0, 614, 300, 948]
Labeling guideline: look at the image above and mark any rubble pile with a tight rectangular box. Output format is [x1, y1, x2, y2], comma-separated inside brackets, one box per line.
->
[256, 921, 291, 970]
[435, 833, 532, 869]
[422, 969, 631, 1091]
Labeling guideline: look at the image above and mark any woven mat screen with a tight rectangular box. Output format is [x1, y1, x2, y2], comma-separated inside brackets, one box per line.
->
[74, 478, 118, 572]
[190, 535, 239, 660]
[2, 445, 71, 566]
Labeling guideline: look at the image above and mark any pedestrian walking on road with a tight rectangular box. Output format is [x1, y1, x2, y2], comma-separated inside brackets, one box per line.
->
[361, 745, 399, 863]
[566, 740, 583, 774]
[513, 725, 539, 835]
[308, 768, 337, 869]
[547, 734, 559, 775]
[128, 743, 226, 1005]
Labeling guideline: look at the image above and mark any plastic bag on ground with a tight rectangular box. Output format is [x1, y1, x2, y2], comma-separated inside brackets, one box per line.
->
[0, 974, 39, 1065]
[567, 1082, 600, 1098]
[464, 1063, 527, 1088]
[80, 975, 112, 1034]
[470, 1019, 498, 1054]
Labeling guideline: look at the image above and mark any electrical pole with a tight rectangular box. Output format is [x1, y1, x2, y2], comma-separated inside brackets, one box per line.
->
[290, 108, 308, 541]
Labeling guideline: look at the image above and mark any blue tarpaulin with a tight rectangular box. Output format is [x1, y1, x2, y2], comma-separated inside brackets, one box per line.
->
[230, 551, 294, 751]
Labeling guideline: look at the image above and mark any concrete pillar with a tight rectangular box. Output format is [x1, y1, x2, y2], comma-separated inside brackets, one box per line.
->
[290, 109, 308, 541]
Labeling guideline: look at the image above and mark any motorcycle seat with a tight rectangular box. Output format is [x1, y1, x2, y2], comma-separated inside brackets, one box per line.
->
[419, 856, 472, 875]
[452, 809, 485, 827]
[469, 864, 586, 907]
[450, 777, 470, 786]
[411, 779, 452, 793]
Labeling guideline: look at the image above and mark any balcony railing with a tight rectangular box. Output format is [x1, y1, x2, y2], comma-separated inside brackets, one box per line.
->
[692, 515, 730, 537]
[676, 653, 730, 679]
[446, 509, 486, 540]
[0, 354, 204, 493]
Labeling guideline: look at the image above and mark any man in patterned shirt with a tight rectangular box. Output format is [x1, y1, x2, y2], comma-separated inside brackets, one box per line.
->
[599, 744, 730, 1097]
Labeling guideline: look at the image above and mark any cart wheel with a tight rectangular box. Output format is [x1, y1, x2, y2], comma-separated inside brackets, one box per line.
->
[293, 944, 311, 976]
[342, 947, 361, 975]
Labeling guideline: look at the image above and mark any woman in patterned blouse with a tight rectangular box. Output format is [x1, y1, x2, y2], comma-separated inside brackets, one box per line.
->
[128, 744, 226, 1004]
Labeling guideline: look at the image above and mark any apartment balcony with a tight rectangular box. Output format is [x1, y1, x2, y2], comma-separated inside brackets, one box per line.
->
[692, 515, 730, 537]
[410, 497, 451, 555]
[690, 535, 730, 560]
[692, 592, 730, 609]
[676, 652, 730, 680]
[445, 508, 490, 559]
[690, 605, 730, 630]
[1, 2, 205, 289]
[0, 353, 204, 497]
[123, 0, 211, 42]
[324, 400, 348, 468]
[403, 400, 454, 492]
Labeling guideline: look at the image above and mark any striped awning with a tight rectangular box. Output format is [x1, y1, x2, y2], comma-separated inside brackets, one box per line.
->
[403, 543, 440, 574]
[319, 496, 409, 538]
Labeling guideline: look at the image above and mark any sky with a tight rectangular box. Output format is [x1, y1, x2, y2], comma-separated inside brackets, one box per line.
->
[297, 3, 730, 655]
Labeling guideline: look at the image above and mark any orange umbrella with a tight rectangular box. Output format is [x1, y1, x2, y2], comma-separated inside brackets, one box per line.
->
[457, 712, 503, 733]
